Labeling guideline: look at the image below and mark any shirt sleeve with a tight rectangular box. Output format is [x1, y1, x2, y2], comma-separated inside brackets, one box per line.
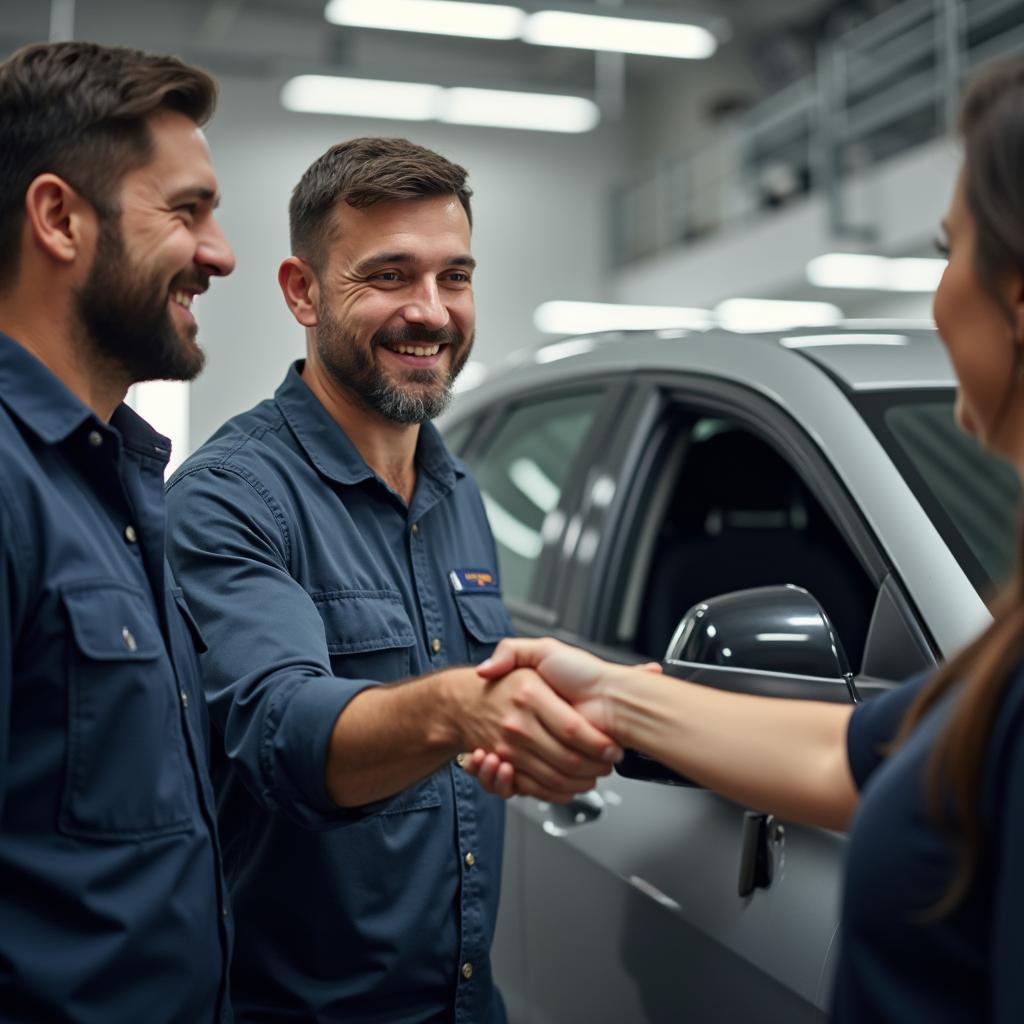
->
[166, 463, 375, 828]
[846, 670, 932, 790]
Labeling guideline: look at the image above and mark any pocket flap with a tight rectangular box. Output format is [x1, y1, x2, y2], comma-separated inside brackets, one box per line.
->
[314, 590, 416, 654]
[62, 581, 163, 661]
[454, 591, 513, 644]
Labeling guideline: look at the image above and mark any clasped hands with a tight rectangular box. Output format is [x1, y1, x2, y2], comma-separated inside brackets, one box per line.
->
[460, 638, 658, 803]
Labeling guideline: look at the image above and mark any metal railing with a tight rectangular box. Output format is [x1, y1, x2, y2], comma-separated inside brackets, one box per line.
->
[611, 0, 1024, 266]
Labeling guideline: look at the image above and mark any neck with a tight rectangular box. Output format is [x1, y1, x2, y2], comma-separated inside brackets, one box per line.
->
[0, 293, 128, 422]
[302, 359, 420, 504]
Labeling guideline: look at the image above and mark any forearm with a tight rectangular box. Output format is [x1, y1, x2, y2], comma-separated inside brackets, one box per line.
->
[325, 668, 468, 807]
[606, 669, 858, 830]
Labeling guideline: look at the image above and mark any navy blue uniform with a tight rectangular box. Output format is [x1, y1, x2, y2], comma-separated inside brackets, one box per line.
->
[166, 362, 513, 1023]
[0, 333, 231, 1022]
[836, 666, 1024, 1021]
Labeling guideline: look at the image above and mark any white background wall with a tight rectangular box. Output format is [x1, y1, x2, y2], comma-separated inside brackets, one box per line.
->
[190, 73, 625, 449]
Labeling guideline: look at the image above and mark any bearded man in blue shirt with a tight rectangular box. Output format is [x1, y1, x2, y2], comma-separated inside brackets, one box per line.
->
[165, 137, 622, 1023]
[0, 42, 236, 1022]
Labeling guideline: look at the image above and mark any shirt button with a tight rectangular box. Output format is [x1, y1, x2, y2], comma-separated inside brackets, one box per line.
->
[124, 524, 138, 544]
[431, 638, 442, 654]
[121, 626, 137, 652]
[461, 962, 473, 980]
[180, 690, 189, 709]
[222, 907, 229, 919]
[411, 523, 420, 536]
[455, 753, 467, 768]
[87, 430, 103, 447]
[465, 851, 475, 867]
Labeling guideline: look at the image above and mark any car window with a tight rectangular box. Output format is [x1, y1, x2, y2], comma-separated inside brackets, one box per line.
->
[859, 393, 1019, 593]
[464, 392, 603, 606]
[621, 412, 877, 671]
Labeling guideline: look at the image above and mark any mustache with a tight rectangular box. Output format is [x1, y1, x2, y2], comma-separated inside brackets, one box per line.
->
[372, 324, 464, 349]
[169, 271, 210, 296]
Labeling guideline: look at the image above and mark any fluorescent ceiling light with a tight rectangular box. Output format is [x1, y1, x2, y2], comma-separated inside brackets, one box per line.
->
[806, 253, 946, 291]
[715, 299, 842, 333]
[535, 300, 712, 335]
[325, 0, 525, 39]
[780, 333, 909, 349]
[281, 75, 441, 119]
[282, 75, 599, 133]
[442, 87, 598, 132]
[523, 11, 717, 59]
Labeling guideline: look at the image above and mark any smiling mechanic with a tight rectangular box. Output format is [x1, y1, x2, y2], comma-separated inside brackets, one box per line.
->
[0, 42, 235, 1022]
[165, 137, 622, 1024]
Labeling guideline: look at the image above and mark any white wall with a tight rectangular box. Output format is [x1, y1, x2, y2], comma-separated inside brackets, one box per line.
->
[189, 74, 624, 451]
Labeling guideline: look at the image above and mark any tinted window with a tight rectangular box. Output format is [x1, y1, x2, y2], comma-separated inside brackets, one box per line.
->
[860, 393, 1020, 592]
[465, 393, 602, 606]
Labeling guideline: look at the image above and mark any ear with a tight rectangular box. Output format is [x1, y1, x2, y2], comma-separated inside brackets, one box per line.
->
[23, 173, 96, 267]
[278, 257, 320, 328]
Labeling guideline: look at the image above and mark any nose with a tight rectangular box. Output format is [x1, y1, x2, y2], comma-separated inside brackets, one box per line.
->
[196, 218, 236, 278]
[402, 278, 450, 332]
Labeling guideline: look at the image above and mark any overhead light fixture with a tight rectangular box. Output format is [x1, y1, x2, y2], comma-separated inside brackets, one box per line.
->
[442, 87, 598, 132]
[523, 10, 718, 59]
[534, 300, 712, 335]
[715, 299, 843, 333]
[325, 0, 525, 39]
[806, 253, 946, 292]
[281, 75, 599, 132]
[281, 75, 441, 120]
[323, 1, 719, 59]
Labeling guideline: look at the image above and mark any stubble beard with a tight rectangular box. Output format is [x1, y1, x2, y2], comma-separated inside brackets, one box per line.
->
[74, 214, 207, 384]
[314, 303, 472, 424]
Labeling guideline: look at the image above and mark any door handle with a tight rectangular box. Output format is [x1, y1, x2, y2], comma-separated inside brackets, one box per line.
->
[540, 790, 604, 837]
[738, 811, 785, 898]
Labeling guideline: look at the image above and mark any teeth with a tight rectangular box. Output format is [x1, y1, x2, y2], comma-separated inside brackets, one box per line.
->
[172, 290, 193, 310]
[392, 344, 440, 357]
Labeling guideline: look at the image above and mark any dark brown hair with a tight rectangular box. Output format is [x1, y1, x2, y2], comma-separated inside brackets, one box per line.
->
[289, 137, 473, 270]
[893, 57, 1024, 916]
[0, 41, 216, 290]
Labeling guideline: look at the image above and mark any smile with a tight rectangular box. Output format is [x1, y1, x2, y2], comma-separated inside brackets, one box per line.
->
[171, 290, 194, 310]
[386, 343, 442, 357]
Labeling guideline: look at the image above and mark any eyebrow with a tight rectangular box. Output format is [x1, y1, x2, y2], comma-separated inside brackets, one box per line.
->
[169, 185, 220, 209]
[353, 251, 476, 275]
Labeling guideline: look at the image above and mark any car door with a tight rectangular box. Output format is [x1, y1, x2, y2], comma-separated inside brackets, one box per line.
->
[463, 371, 940, 1023]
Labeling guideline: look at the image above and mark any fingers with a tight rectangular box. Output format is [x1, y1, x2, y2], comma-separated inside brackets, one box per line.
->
[518, 675, 622, 765]
[476, 637, 562, 679]
[637, 661, 663, 674]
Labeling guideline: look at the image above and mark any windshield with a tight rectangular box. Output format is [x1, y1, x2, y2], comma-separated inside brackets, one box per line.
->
[858, 390, 1020, 595]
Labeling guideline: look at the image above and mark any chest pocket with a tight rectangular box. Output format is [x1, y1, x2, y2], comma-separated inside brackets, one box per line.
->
[454, 591, 515, 663]
[316, 589, 439, 816]
[59, 581, 193, 839]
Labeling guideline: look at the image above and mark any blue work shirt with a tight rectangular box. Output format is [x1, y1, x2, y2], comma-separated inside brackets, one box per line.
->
[165, 361, 513, 1024]
[0, 333, 231, 1022]
[835, 665, 1024, 1021]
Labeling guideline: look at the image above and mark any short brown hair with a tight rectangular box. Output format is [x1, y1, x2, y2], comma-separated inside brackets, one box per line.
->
[289, 137, 473, 270]
[0, 41, 217, 290]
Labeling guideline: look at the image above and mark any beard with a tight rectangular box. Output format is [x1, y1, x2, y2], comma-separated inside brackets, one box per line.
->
[314, 304, 472, 424]
[75, 215, 207, 384]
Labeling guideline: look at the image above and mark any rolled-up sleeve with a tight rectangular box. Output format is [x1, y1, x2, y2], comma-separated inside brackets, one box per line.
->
[166, 463, 373, 826]
[846, 670, 931, 791]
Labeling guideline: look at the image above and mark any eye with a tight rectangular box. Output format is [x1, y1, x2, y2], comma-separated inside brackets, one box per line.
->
[934, 234, 950, 258]
[445, 271, 472, 284]
[175, 203, 198, 223]
[372, 270, 402, 283]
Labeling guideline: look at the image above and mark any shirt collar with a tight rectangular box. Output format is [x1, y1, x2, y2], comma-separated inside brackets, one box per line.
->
[275, 360, 465, 490]
[0, 331, 171, 465]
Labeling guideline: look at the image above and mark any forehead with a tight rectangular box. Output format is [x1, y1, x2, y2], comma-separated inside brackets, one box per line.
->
[328, 195, 472, 263]
[118, 108, 219, 201]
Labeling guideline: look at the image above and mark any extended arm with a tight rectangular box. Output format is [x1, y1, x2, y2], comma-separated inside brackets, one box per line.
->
[475, 638, 858, 831]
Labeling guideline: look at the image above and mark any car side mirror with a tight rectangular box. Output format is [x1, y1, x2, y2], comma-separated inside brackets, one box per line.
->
[617, 585, 851, 785]
[664, 584, 851, 678]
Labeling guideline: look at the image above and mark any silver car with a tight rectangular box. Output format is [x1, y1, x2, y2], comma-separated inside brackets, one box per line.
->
[441, 326, 1018, 1023]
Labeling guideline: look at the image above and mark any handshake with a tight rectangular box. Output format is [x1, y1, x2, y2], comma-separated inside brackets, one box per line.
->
[458, 638, 661, 803]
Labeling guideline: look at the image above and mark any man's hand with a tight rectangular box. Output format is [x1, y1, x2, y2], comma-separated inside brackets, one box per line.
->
[466, 639, 661, 799]
[452, 665, 623, 803]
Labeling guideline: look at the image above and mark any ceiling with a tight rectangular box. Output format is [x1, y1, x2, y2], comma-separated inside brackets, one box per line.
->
[0, 0, 890, 101]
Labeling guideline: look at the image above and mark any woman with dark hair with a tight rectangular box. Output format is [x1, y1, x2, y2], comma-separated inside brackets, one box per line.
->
[471, 58, 1024, 1022]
